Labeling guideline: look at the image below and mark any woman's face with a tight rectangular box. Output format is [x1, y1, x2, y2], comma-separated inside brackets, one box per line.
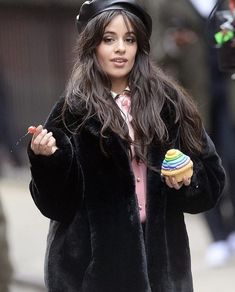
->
[96, 14, 138, 91]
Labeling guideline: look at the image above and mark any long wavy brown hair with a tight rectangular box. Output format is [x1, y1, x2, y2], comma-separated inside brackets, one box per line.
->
[64, 9, 203, 162]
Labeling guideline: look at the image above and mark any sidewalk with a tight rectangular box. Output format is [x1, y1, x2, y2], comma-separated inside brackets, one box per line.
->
[0, 165, 235, 292]
[0, 166, 48, 292]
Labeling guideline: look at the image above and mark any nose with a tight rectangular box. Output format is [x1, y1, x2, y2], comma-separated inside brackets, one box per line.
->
[115, 39, 126, 54]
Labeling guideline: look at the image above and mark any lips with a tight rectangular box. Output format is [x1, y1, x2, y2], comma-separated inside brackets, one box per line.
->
[111, 58, 128, 63]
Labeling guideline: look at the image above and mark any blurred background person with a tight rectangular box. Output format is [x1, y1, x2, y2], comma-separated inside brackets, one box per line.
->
[145, 0, 235, 267]
[0, 73, 23, 168]
[0, 72, 14, 291]
[0, 199, 12, 292]
[0, 1, 83, 290]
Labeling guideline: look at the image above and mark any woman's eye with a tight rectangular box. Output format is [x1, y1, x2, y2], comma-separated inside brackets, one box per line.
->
[126, 37, 136, 43]
[103, 37, 114, 43]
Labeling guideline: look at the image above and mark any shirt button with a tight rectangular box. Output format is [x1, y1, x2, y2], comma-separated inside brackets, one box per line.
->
[137, 177, 141, 182]
[139, 204, 142, 210]
[121, 98, 130, 107]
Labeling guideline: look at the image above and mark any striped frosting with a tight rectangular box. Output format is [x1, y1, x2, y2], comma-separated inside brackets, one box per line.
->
[162, 149, 190, 171]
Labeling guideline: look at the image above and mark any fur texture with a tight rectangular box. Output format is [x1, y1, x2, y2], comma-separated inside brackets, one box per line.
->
[28, 98, 225, 292]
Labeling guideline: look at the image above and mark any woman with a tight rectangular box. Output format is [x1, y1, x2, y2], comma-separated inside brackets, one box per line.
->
[28, 0, 225, 291]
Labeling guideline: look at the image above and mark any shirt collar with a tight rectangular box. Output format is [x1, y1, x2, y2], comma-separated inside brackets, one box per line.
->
[111, 86, 130, 99]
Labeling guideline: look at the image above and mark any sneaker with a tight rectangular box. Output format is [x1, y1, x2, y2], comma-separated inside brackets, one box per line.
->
[227, 232, 235, 254]
[205, 240, 230, 268]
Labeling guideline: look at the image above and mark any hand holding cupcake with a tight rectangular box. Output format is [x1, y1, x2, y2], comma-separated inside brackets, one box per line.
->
[161, 149, 193, 189]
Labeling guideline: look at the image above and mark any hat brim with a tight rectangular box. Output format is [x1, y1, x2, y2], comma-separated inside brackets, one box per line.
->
[76, 0, 152, 37]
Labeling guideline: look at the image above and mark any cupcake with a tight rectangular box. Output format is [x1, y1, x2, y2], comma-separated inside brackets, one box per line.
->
[161, 149, 193, 182]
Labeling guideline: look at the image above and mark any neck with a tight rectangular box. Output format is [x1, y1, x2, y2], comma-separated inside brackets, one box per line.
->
[111, 79, 128, 94]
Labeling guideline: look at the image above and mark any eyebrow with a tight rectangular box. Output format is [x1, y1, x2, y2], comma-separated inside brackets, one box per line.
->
[103, 31, 136, 36]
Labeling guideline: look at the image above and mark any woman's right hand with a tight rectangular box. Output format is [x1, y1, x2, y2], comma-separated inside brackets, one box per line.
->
[30, 125, 58, 156]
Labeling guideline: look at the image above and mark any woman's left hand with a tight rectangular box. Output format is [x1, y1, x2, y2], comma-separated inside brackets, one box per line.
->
[165, 176, 191, 190]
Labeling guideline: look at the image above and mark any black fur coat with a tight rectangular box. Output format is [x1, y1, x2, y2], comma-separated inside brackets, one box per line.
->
[28, 97, 225, 292]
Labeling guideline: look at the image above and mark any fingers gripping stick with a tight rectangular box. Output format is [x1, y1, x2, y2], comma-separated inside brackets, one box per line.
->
[28, 126, 37, 134]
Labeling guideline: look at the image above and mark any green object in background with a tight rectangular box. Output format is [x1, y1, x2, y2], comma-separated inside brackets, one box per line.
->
[215, 30, 234, 45]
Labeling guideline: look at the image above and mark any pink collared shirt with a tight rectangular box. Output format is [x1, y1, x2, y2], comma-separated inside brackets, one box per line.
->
[111, 90, 147, 222]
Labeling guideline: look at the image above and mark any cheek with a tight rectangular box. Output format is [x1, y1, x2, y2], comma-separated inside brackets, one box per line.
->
[96, 45, 109, 66]
[130, 46, 137, 60]
[130, 48, 137, 66]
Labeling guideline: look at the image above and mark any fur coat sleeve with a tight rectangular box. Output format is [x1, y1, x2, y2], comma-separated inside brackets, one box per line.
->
[165, 131, 226, 214]
[28, 97, 83, 222]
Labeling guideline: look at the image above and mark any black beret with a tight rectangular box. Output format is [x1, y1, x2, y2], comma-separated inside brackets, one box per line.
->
[76, 0, 152, 37]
